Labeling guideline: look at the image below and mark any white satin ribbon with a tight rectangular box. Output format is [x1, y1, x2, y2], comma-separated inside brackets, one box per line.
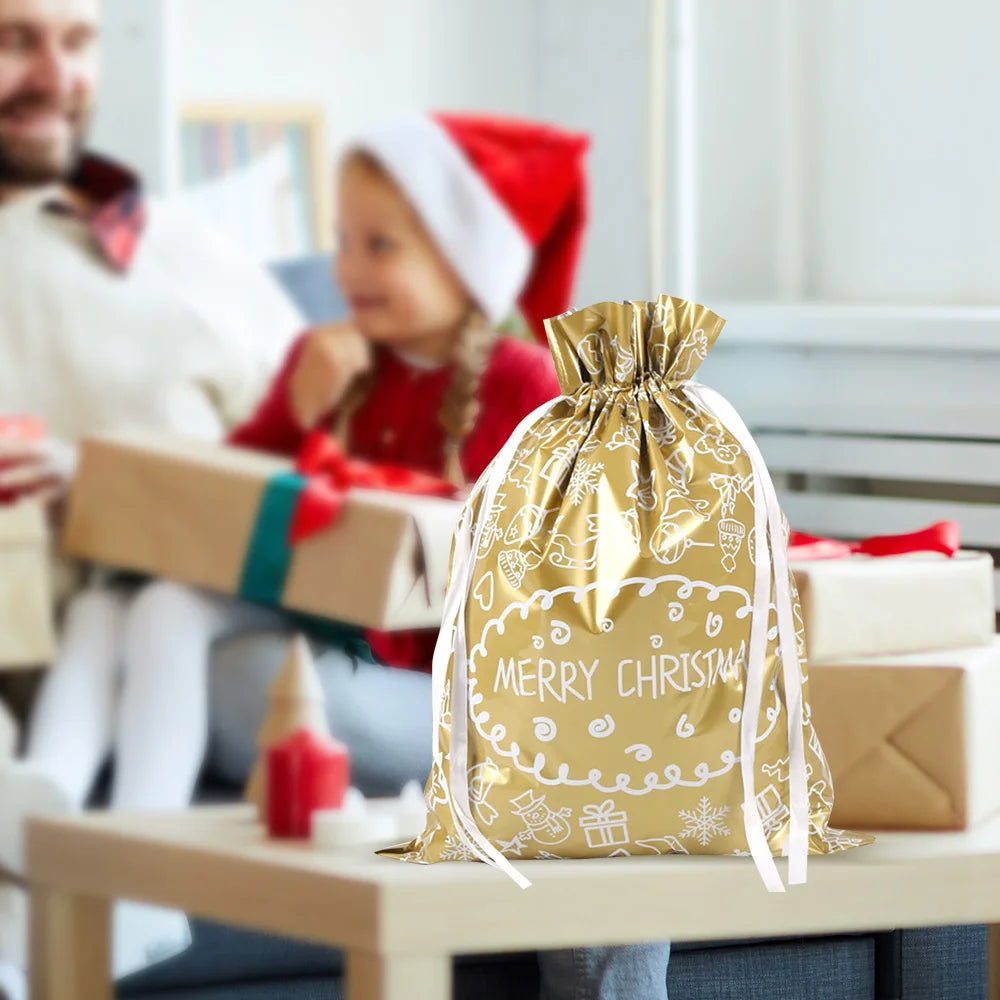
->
[435, 397, 567, 889]
[684, 383, 809, 891]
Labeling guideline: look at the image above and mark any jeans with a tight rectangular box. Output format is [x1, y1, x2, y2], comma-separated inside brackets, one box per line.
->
[209, 629, 434, 796]
[539, 943, 671, 1000]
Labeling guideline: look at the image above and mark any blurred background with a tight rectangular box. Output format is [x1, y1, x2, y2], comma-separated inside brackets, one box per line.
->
[90, 0, 1000, 309]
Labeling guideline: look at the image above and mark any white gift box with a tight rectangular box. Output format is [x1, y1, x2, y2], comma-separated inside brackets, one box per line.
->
[791, 551, 995, 665]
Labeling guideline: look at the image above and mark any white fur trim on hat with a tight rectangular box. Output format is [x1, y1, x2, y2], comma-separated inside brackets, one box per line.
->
[350, 115, 532, 326]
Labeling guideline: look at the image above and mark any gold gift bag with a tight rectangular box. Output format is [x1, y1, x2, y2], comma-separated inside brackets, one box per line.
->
[389, 297, 869, 890]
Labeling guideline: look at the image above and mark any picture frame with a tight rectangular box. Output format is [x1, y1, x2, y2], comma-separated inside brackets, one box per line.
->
[178, 102, 332, 262]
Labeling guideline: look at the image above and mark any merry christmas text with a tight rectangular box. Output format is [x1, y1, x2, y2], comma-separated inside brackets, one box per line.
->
[493, 642, 747, 703]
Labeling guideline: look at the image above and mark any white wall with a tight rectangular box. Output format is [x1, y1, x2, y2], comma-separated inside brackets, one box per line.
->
[803, 0, 1000, 304]
[170, 0, 655, 304]
[171, 0, 537, 178]
[689, 0, 1000, 306]
[91, 0, 1000, 309]
[90, 0, 176, 193]
[534, 2, 656, 305]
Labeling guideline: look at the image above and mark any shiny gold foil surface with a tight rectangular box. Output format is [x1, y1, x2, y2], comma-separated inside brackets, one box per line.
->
[388, 297, 869, 867]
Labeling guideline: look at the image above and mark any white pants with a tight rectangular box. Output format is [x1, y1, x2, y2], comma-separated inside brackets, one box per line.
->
[17, 582, 285, 981]
[27, 581, 285, 810]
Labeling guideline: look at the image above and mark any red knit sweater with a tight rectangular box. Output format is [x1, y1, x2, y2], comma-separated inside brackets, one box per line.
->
[229, 332, 561, 670]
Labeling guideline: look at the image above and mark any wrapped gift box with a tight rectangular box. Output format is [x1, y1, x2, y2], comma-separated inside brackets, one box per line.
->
[0, 502, 56, 668]
[62, 431, 462, 630]
[809, 638, 1000, 830]
[791, 551, 995, 665]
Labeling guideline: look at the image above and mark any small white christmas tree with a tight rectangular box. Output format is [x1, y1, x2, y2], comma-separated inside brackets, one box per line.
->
[245, 634, 331, 813]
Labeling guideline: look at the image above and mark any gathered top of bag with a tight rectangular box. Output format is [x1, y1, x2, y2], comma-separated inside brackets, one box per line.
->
[544, 295, 726, 394]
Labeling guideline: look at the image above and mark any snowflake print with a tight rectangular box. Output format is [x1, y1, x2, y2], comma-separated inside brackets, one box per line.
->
[820, 828, 867, 852]
[440, 835, 479, 861]
[679, 797, 731, 847]
[566, 459, 604, 506]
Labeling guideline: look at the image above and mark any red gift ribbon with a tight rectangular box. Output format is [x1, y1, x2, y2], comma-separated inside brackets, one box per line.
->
[289, 430, 458, 543]
[787, 520, 960, 561]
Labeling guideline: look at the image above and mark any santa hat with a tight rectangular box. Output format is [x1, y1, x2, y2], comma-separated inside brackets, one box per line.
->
[350, 112, 589, 341]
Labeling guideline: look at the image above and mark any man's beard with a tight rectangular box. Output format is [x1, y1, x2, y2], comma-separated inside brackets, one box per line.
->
[0, 93, 90, 186]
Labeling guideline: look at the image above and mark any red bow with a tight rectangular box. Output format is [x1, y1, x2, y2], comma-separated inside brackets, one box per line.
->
[289, 431, 458, 543]
[787, 520, 960, 561]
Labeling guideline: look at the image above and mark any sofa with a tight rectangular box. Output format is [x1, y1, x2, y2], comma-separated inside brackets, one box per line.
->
[114, 256, 989, 999]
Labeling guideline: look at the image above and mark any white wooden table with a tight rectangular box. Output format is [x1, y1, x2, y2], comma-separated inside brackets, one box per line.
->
[26, 804, 1000, 999]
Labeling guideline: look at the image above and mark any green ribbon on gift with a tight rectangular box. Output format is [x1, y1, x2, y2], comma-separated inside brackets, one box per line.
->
[238, 471, 376, 661]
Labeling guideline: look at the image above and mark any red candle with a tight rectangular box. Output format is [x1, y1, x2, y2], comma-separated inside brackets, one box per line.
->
[266, 729, 350, 839]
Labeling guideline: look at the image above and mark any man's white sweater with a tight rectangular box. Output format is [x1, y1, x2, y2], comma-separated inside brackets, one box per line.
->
[0, 186, 303, 444]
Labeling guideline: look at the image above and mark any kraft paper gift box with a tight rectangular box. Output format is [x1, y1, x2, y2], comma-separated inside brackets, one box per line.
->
[62, 431, 462, 630]
[0, 501, 57, 668]
[790, 551, 995, 665]
[809, 638, 1000, 830]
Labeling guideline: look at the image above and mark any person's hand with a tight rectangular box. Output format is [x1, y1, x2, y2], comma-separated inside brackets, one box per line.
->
[0, 436, 77, 507]
[288, 322, 372, 429]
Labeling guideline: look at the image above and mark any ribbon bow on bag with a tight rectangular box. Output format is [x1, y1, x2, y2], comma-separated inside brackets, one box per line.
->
[289, 431, 457, 543]
[787, 521, 960, 562]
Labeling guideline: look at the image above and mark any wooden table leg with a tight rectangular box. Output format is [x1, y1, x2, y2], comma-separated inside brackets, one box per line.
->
[347, 949, 450, 1000]
[988, 925, 1000, 1000]
[29, 886, 111, 1000]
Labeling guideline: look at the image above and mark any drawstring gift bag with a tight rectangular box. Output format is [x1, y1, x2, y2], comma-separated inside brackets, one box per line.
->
[384, 297, 870, 890]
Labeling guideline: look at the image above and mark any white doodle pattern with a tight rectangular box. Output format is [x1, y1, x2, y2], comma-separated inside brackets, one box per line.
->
[755, 784, 791, 837]
[588, 715, 616, 738]
[533, 717, 558, 742]
[504, 504, 550, 545]
[679, 797, 731, 847]
[579, 800, 630, 849]
[687, 415, 742, 464]
[566, 458, 605, 506]
[539, 445, 578, 494]
[472, 571, 495, 611]
[607, 423, 641, 454]
[440, 835, 480, 861]
[509, 790, 573, 849]
[498, 549, 542, 589]
[626, 461, 657, 511]
[651, 509, 715, 566]
[664, 447, 694, 493]
[670, 327, 710, 381]
[468, 761, 502, 827]
[645, 405, 679, 449]
[633, 836, 689, 856]
[621, 508, 642, 548]
[612, 339, 636, 385]
[718, 518, 746, 573]
[708, 472, 753, 518]
[549, 620, 572, 645]
[576, 333, 604, 376]
[477, 493, 508, 555]
[547, 513, 617, 571]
